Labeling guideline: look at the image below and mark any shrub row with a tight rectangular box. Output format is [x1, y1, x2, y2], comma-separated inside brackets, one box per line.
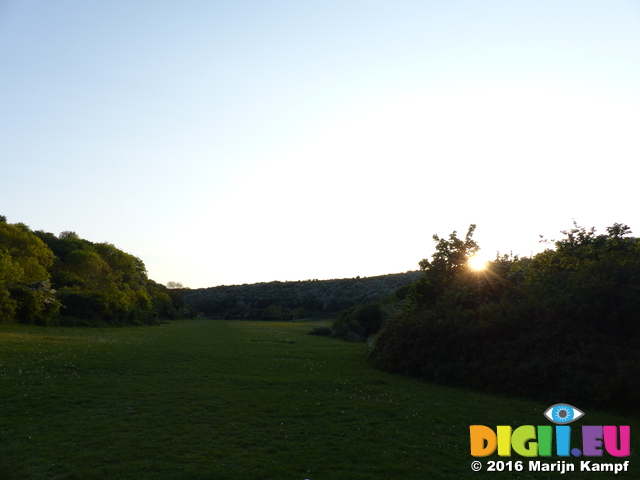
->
[367, 223, 640, 412]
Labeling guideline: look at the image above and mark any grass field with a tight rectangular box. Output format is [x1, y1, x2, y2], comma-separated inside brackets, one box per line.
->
[1, 319, 637, 479]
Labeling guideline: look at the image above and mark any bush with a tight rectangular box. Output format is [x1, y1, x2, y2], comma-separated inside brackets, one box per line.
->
[368, 223, 640, 413]
[331, 302, 387, 341]
[308, 325, 332, 336]
[292, 307, 307, 319]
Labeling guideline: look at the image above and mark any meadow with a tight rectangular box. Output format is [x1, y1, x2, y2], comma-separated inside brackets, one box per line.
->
[0, 319, 637, 479]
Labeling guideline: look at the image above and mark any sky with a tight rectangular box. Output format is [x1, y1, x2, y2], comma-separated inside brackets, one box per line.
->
[1, 1, 639, 288]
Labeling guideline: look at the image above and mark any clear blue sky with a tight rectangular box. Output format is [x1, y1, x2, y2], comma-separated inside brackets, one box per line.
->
[2, 1, 639, 288]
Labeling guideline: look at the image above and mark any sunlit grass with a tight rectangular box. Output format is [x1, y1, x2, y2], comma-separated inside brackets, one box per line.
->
[0, 320, 637, 479]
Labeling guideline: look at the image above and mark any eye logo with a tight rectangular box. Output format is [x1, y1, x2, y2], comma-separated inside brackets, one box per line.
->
[544, 404, 584, 424]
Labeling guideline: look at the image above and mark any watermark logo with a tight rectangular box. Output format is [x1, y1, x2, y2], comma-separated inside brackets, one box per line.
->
[469, 404, 631, 474]
[544, 403, 584, 424]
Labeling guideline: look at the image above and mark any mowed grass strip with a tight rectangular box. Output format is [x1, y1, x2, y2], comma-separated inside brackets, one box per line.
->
[0, 320, 638, 480]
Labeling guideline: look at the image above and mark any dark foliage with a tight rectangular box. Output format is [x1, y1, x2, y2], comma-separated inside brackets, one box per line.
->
[368, 223, 640, 413]
[331, 302, 387, 341]
[307, 325, 332, 336]
[182, 272, 420, 320]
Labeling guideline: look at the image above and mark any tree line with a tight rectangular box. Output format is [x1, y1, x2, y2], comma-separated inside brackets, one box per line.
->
[317, 222, 640, 413]
[182, 271, 421, 320]
[0, 216, 194, 326]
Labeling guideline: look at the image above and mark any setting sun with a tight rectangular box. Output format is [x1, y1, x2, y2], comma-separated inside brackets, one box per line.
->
[468, 255, 489, 271]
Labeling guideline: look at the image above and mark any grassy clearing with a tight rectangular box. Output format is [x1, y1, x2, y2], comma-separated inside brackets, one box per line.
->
[0, 319, 638, 479]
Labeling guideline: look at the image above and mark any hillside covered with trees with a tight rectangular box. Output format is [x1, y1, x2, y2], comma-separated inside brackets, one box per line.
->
[365, 223, 640, 412]
[182, 271, 421, 320]
[0, 216, 193, 326]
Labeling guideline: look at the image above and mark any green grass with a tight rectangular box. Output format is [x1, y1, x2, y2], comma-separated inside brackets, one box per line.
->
[0, 319, 638, 479]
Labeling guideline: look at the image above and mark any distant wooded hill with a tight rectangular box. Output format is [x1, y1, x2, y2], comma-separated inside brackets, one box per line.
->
[182, 271, 421, 320]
